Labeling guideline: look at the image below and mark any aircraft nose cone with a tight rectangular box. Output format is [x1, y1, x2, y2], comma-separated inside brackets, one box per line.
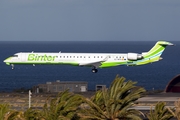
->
[4, 57, 11, 65]
[3, 59, 8, 63]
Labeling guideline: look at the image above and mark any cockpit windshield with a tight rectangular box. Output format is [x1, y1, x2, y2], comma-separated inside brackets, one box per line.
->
[12, 55, 18, 57]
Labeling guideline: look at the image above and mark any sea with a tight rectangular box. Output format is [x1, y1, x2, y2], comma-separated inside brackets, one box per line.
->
[0, 41, 179, 92]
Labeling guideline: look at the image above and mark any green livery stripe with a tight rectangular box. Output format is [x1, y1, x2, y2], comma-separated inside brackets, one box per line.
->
[143, 41, 173, 59]
[100, 62, 127, 68]
[7, 62, 79, 66]
[136, 57, 160, 65]
[143, 44, 165, 58]
[125, 41, 173, 66]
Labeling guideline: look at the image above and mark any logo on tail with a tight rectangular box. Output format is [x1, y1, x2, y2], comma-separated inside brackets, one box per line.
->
[136, 41, 173, 65]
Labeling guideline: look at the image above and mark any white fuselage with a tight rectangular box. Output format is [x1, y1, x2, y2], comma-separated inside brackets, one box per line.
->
[3, 41, 174, 73]
[10, 52, 128, 64]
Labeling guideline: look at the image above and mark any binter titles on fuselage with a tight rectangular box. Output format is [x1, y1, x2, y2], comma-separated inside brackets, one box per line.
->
[4, 41, 173, 73]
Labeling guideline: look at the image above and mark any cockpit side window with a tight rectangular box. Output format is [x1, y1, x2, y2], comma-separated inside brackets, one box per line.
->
[13, 55, 18, 57]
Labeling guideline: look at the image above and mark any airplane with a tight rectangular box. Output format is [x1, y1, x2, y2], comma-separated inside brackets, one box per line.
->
[3, 41, 173, 73]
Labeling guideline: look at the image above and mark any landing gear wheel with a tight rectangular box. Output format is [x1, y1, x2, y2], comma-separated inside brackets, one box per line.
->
[11, 64, 14, 70]
[92, 69, 98, 73]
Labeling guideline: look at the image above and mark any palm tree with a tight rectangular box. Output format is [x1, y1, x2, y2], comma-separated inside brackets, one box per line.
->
[41, 90, 83, 120]
[17, 108, 41, 120]
[4, 111, 23, 120]
[167, 98, 180, 120]
[0, 103, 19, 120]
[79, 75, 146, 120]
[147, 102, 174, 120]
[0, 104, 11, 120]
[0, 103, 22, 120]
[174, 98, 180, 120]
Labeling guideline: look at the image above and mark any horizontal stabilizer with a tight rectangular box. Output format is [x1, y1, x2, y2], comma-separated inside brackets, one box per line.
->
[159, 57, 163, 60]
[158, 41, 174, 46]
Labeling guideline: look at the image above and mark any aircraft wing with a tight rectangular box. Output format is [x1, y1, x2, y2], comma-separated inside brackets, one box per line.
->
[79, 56, 109, 68]
[79, 61, 102, 68]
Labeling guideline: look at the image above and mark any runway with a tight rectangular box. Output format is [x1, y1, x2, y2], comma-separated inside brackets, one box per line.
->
[133, 92, 180, 110]
[138, 92, 180, 102]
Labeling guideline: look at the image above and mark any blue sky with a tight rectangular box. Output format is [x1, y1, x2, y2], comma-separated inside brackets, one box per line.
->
[0, 0, 179, 41]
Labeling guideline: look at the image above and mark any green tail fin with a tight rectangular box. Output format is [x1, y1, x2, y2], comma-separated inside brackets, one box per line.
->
[135, 40, 173, 65]
[143, 40, 173, 59]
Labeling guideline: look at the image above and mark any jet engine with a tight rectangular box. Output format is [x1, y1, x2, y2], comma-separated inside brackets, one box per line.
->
[127, 53, 143, 61]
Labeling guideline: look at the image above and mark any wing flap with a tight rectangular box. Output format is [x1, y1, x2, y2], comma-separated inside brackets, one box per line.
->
[79, 56, 109, 68]
[79, 61, 102, 68]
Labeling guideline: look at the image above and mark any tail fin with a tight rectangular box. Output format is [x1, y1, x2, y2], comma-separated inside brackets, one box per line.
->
[143, 41, 173, 61]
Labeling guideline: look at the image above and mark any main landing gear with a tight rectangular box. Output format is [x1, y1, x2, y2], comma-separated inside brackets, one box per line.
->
[11, 64, 14, 70]
[92, 68, 98, 73]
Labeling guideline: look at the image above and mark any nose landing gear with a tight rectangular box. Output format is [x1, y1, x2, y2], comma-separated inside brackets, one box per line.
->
[92, 68, 98, 73]
[11, 64, 14, 70]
